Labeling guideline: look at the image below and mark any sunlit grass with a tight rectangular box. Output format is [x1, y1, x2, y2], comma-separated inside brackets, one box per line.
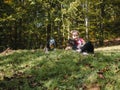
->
[0, 46, 120, 90]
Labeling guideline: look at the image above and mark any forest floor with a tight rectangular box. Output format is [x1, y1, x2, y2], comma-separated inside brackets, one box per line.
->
[0, 45, 120, 90]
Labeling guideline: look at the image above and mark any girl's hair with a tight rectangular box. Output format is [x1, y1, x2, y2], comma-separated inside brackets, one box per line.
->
[70, 30, 79, 35]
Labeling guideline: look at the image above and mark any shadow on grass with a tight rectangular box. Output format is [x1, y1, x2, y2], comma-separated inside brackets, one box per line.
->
[0, 50, 45, 66]
[0, 50, 120, 90]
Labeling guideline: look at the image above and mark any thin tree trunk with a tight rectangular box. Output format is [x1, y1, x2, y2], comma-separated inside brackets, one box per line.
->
[99, 0, 105, 46]
[67, 24, 70, 39]
[84, 0, 89, 40]
[85, 17, 89, 40]
[61, 3, 65, 41]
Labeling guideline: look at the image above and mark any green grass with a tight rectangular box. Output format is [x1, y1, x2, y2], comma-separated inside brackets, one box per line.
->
[0, 46, 120, 90]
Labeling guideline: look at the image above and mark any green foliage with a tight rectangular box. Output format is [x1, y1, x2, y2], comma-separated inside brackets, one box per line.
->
[0, 0, 120, 49]
[0, 46, 120, 89]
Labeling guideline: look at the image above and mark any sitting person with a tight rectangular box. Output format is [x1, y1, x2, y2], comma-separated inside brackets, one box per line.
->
[65, 30, 94, 53]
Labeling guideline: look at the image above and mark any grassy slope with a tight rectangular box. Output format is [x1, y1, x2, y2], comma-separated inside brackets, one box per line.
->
[0, 45, 120, 90]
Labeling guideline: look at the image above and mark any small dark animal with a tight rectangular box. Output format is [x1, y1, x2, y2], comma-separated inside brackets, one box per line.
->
[81, 41, 94, 53]
[67, 39, 77, 50]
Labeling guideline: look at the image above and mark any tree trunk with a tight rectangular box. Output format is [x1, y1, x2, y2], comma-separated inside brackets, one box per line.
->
[61, 3, 65, 42]
[99, 0, 105, 46]
[84, 0, 89, 40]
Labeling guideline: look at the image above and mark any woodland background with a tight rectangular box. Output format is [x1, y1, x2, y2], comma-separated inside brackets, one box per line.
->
[0, 0, 120, 51]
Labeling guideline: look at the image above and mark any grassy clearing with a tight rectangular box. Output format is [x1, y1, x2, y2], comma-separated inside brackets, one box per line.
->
[0, 46, 120, 90]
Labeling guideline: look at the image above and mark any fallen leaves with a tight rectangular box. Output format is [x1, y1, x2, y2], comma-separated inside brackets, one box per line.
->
[97, 66, 110, 79]
[83, 83, 101, 90]
[85, 63, 95, 70]
[0, 48, 120, 89]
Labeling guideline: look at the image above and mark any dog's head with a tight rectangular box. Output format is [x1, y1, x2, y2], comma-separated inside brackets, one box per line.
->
[68, 39, 76, 46]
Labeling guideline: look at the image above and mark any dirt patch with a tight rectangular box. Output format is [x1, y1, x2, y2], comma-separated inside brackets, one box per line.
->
[95, 45, 120, 51]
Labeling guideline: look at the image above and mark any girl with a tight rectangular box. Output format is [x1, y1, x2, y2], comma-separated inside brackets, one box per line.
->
[65, 30, 94, 53]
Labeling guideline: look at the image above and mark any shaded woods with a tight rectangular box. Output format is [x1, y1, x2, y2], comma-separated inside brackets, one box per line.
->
[0, 0, 120, 51]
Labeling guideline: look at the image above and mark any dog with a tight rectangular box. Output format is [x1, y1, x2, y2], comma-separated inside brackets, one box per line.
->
[81, 41, 94, 53]
[65, 39, 77, 50]
[46, 37, 56, 51]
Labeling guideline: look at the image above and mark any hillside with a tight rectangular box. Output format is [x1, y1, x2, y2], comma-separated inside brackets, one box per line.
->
[0, 46, 120, 90]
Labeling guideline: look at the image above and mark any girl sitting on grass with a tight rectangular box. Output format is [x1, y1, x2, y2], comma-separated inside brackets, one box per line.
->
[65, 30, 94, 54]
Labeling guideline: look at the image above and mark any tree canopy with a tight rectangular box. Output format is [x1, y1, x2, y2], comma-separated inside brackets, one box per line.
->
[0, 0, 120, 50]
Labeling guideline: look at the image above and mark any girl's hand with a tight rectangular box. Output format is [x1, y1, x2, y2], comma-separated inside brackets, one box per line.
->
[65, 46, 72, 50]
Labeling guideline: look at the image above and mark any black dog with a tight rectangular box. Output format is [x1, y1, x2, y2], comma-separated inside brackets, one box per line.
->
[67, 39, 77, 50]
[81, 41, 94, 53]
